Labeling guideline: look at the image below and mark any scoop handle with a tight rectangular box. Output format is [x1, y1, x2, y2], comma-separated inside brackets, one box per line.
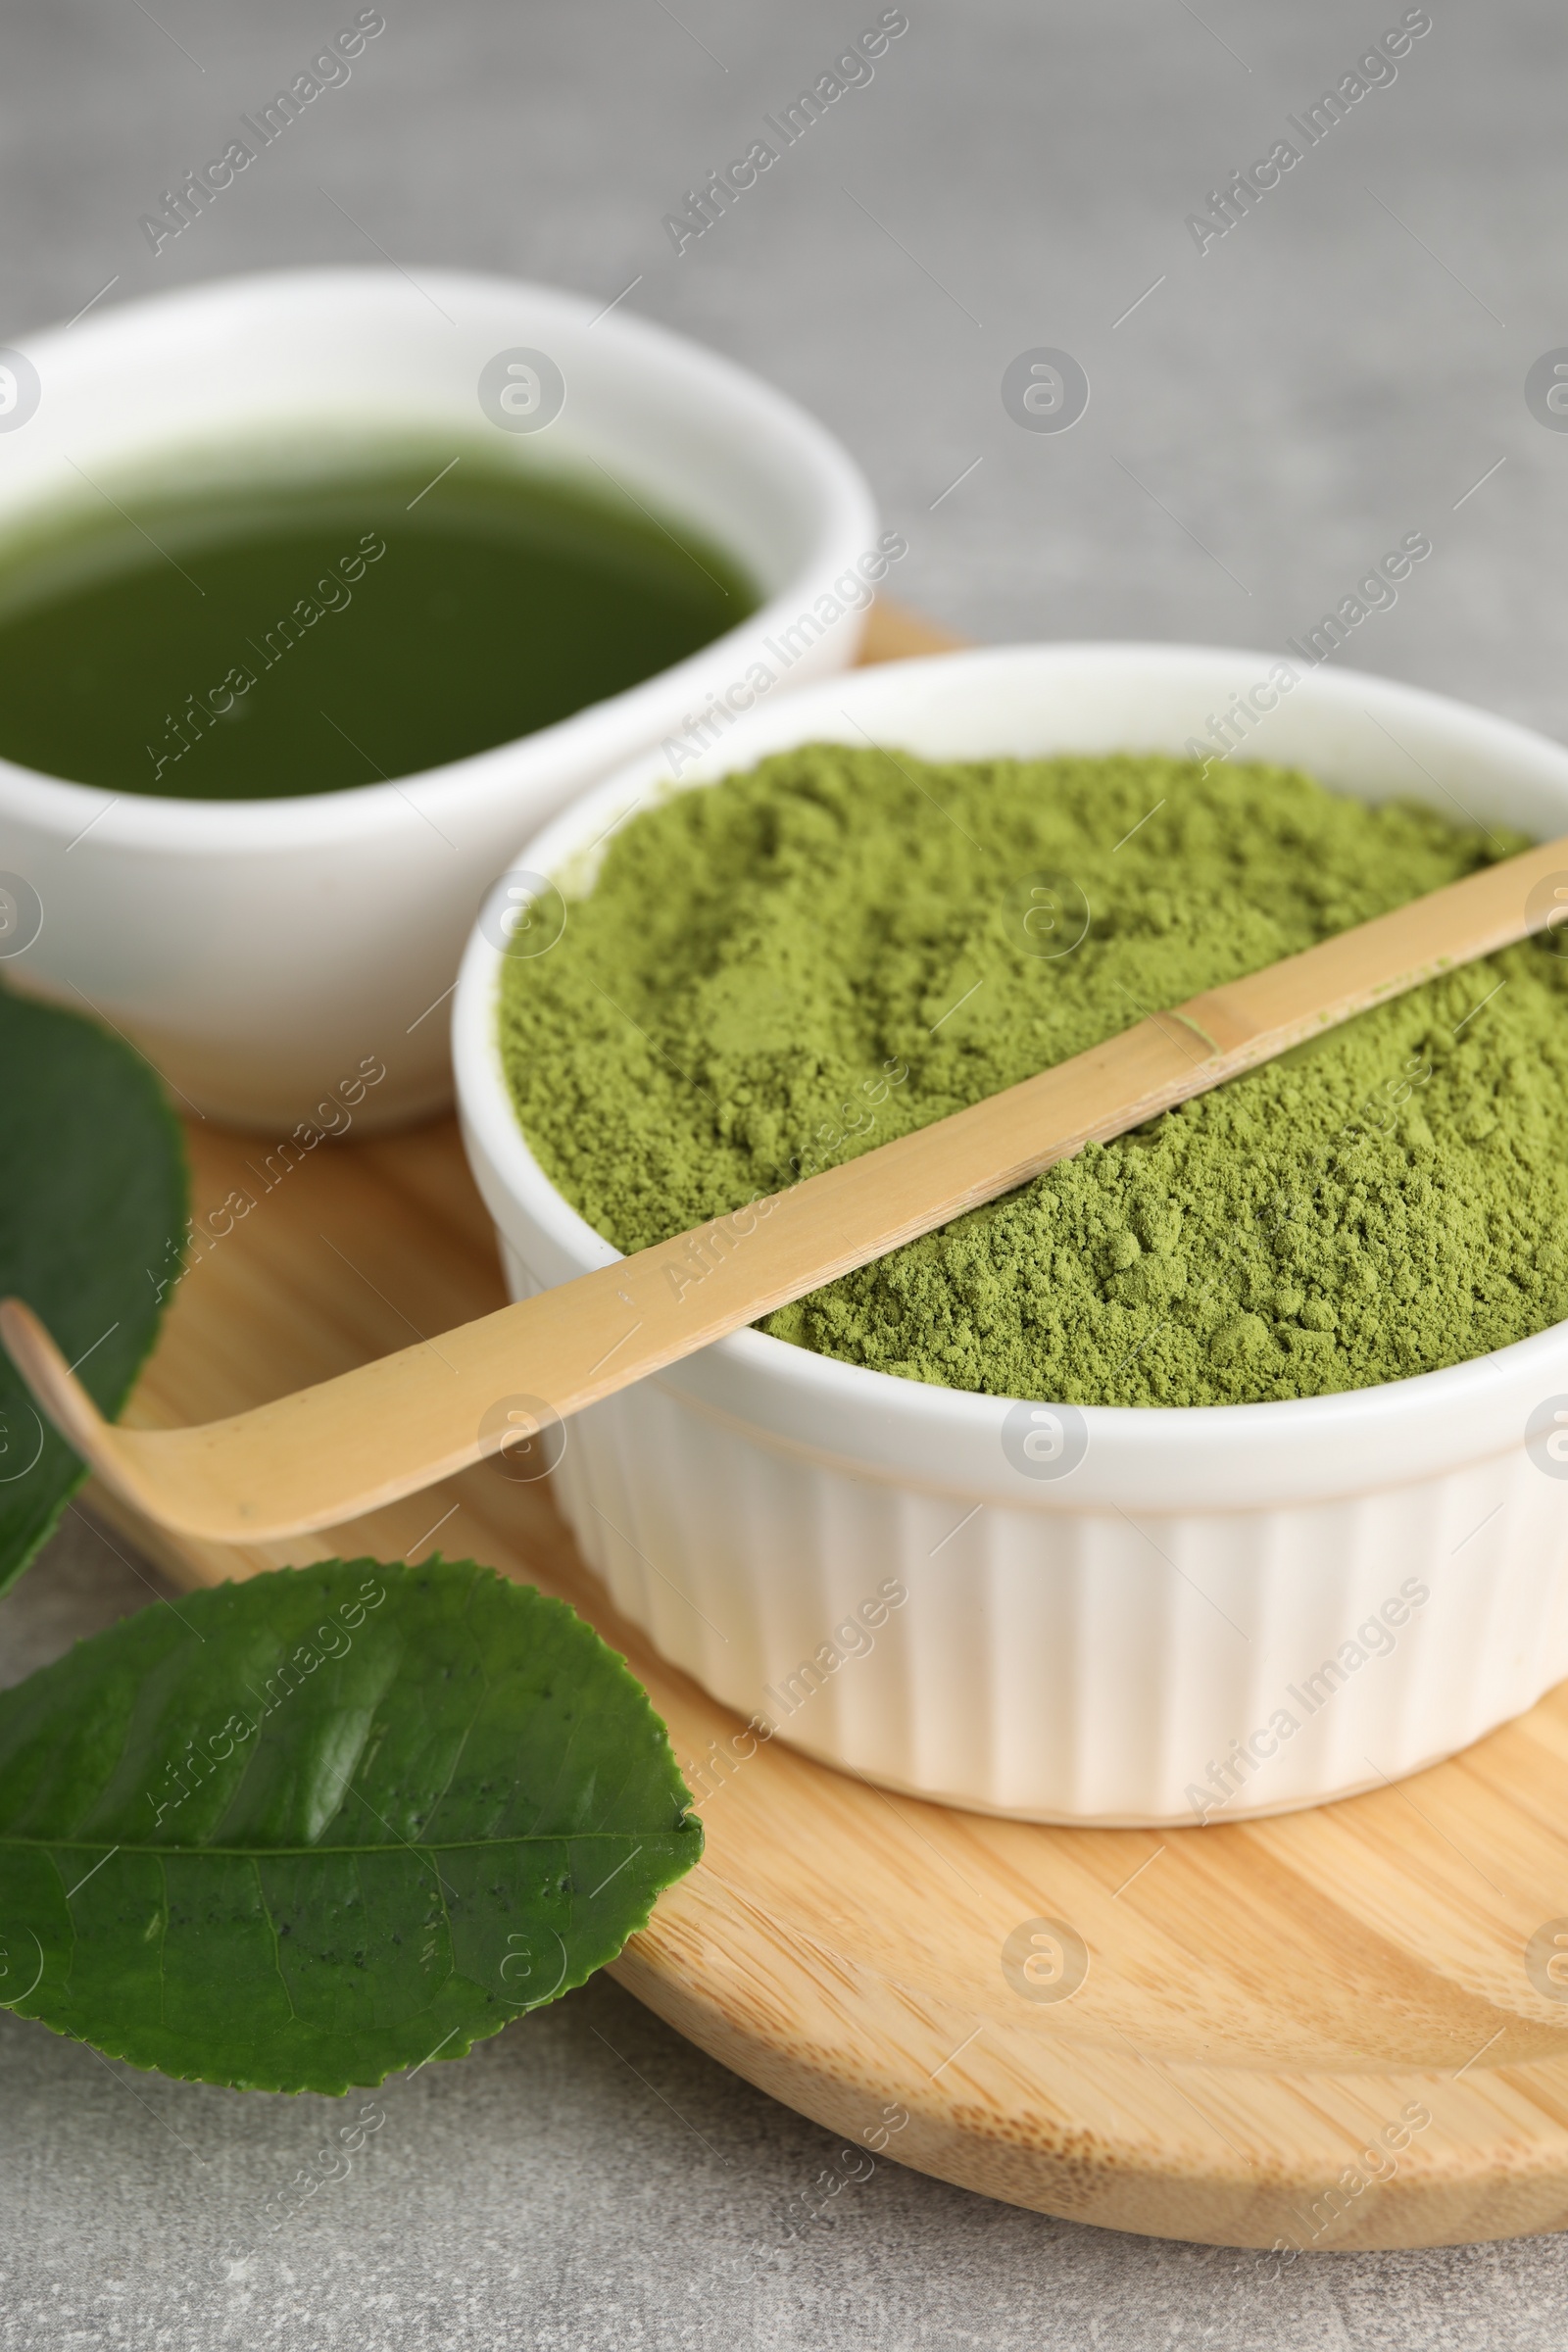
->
[6, 830, 1565, 1543]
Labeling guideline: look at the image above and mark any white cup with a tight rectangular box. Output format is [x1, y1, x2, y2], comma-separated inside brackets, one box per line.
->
[0, 267, 877, 1129]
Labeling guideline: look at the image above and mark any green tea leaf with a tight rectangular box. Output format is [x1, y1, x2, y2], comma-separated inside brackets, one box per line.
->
[0, 984, 186, 1595]
[0, 1557, 702, 2091]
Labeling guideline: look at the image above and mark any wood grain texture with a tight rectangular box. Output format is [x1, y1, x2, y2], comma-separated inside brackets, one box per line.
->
[83, 599, 1568, 2251]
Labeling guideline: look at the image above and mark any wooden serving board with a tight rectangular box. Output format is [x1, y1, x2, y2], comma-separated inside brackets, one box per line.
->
[92, 602, 1568, 2253]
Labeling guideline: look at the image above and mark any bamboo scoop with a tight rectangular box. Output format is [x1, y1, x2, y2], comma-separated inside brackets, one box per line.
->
[6, 835, 1568, 1544]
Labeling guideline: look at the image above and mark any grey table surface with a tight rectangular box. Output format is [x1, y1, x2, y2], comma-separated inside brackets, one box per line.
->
[3, 0, 1567, 2342]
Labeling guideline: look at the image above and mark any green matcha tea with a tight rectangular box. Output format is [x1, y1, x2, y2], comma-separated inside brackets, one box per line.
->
[499, 744, 1568, 1409]
[0, 445, 751, 798]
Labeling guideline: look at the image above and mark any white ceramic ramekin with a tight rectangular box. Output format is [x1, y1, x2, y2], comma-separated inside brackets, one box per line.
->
[454, 644, 1568, 1825]
[0, 267, 877, 1128]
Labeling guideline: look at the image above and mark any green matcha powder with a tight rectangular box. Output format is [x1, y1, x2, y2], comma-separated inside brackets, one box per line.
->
[499, 746, 1568, 1407]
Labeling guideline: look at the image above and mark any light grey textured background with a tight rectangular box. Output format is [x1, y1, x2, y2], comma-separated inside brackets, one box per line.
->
[3, 1, 1566, 2342]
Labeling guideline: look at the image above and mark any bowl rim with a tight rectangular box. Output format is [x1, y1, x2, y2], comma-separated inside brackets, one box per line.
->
[451, 638, 1568, 1500]
[0, 264, 876, 849]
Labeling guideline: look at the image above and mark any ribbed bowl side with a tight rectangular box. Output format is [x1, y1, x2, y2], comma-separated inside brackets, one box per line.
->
[498, 1235, 1568, 1824]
